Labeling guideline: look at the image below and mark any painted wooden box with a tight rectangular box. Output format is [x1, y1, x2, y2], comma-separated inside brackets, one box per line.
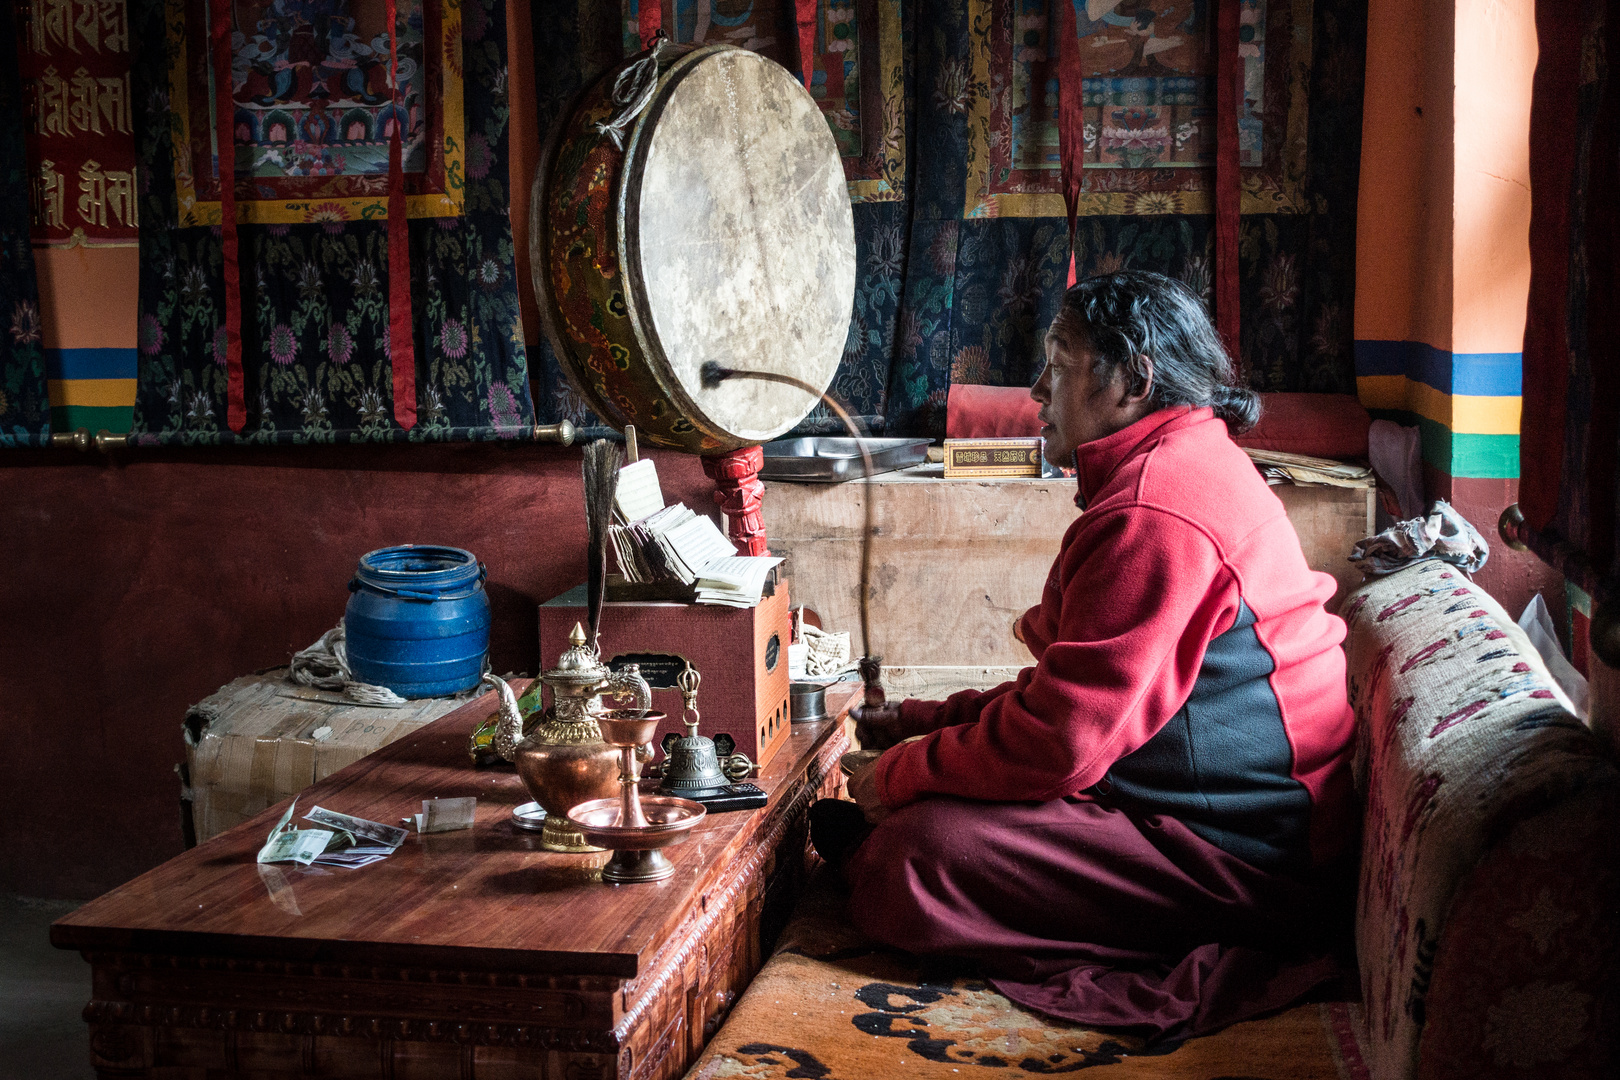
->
[539, 585, 794, 770]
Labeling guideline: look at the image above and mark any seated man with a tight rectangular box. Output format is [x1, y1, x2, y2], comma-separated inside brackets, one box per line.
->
[813, 270, 1356, 1041]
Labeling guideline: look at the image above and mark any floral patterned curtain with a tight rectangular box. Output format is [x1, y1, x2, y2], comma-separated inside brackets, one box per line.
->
[128, 0, 534, 444]
[0, 5, 49, 447]
[533, 0, 1365, 442]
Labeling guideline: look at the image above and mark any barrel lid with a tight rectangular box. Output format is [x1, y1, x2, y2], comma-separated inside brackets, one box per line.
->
[355, 545, 482, 593]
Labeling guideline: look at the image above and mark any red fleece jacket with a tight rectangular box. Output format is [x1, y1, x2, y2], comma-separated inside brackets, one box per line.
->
[875, 406, 1356, 866]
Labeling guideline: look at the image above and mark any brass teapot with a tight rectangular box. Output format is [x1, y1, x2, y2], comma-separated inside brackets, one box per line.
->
[488, 623, 651, 852]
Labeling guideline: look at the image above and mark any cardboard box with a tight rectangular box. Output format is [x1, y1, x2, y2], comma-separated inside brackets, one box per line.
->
[182, 673, 468, 842]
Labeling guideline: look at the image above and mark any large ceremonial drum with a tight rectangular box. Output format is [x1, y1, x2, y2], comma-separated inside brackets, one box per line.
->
[534, 43, 856, 454]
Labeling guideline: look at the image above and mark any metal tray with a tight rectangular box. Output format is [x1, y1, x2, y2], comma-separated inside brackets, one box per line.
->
[759, 437, 931, 482]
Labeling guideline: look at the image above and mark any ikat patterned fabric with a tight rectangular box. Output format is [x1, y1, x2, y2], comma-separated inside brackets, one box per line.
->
[535, 0, 1366, 442]
[0, 3, 50, 447]
[126, 0, 535, 444]
[1343, 559, 1614, 1080]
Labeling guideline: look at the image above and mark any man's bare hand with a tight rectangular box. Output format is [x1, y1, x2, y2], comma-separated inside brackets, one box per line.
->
[845, 759, 891, 825]
[850, 701, 907, 750]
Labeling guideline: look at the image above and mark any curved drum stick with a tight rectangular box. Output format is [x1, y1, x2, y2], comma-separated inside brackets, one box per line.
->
[699, 363, 886, 707]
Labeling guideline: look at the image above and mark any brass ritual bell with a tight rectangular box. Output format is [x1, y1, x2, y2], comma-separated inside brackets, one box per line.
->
[491, 623, 651, 852]
[658, 663, 753, 799]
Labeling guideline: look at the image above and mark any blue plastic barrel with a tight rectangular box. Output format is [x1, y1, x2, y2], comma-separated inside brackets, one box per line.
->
[344, 545, 491, 699]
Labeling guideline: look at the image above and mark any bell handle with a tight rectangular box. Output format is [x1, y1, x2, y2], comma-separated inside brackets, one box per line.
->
[678, 662, 701, 737]
[484, 674, 525, 762]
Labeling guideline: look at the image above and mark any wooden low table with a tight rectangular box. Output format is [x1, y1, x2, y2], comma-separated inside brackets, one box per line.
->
[54, 683, 855, 1080]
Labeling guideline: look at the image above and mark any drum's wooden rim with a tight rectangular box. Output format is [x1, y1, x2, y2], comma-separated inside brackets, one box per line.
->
[529, 79, 617, 428]
[617, 44, 742, 449]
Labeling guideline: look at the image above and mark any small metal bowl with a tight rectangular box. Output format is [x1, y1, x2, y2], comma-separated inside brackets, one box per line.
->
[512, 802, 548, 832]
[567, 796, 706, 850]
[790, 682, 827, 722]
[840, 749, 884, 776]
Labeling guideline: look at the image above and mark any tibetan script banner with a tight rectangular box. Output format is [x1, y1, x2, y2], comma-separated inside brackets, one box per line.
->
[20, 0, 140, 247]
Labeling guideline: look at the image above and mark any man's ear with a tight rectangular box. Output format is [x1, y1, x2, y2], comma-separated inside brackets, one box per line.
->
[1119, 355, 1155, 407]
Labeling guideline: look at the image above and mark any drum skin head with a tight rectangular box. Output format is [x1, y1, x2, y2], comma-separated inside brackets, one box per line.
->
[623, 48, 855, 446]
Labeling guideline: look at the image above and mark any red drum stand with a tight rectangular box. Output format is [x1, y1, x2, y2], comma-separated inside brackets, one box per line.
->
[703, 446, 768, 555]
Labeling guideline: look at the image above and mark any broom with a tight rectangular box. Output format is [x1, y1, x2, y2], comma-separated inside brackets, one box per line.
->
[582, 438, 624, 656]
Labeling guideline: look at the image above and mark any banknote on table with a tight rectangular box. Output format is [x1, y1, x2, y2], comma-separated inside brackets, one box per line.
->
[420, 796, 477, 834]
[314, 845, 393, 870]
[257, 800, 336, 866]
[304, 805, 408, 849]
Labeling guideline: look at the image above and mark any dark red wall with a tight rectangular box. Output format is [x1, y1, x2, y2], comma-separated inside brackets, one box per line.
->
[0, 444, 717, 900]
[1427, 472, 1568, 641]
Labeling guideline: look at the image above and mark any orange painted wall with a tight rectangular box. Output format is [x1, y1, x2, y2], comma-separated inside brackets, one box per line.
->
[1453, 0, 1535, 357]
[34, 247, 139, 350]
[1355, 0, 1558, 620]
[1355, 0, 1453, 355]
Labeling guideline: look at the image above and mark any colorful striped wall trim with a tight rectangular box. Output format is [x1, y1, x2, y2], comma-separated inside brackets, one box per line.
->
[45, 348, 137, 434]
[1353, 340, 1520, 478]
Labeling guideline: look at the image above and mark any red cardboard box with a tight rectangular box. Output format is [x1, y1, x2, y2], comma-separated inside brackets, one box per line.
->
[538, 584, 793, 770]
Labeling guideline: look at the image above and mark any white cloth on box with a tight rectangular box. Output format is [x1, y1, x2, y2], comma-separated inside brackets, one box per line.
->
[1369, 419, 1424, 520]
[1518, 593, 1590, 721]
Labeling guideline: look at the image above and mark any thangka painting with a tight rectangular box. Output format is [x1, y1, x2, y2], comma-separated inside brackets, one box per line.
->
[129, 0, 533, 444]
[20, 0, 141, 248]
[164, 0, 463, 225]
[966, 0, 1309, 218]
[532, 0, 1363, 441]
[620, 0, 905, 202]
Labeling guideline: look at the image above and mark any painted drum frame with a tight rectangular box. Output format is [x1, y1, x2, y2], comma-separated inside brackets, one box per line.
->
[532, 43, 853, 454]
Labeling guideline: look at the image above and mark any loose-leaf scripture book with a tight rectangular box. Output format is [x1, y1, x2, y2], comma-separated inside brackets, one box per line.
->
[609, 462, 782, 607]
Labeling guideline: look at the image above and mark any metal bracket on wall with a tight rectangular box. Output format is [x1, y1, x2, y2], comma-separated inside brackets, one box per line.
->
[534, 420, 577, 445]
[49, 428, 129, 453]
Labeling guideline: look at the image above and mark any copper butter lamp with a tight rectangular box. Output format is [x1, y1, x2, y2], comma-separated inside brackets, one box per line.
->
[569, 710, 706, 884]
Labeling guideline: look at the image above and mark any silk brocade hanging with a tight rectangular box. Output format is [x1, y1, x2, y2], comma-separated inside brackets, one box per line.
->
[533, 0, 1365, 442]
[128, 0, 534, 444]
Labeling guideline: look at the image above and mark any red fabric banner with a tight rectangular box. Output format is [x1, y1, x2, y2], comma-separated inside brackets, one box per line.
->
[1580, 0, 1620, 568]
[795, 0, 819, 89]
[386, 0, 416, 430]
[1055, 0, 1083, 288]
[1215, 0, 1242, 368]
[208, 0, 244, 432]
[640, 0, 663, 49]
[1520, 1, 1584, 529]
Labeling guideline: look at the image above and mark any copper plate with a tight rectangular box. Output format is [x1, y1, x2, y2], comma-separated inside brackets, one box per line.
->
[567, 796, 706, 850]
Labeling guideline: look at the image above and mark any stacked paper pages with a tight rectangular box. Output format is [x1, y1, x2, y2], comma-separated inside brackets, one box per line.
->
[609, 458, 782, 607]
[1243, 448, 1374, 488]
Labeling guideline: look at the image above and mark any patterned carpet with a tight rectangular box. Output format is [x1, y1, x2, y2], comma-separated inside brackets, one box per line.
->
[688, 876, 1369, 1080]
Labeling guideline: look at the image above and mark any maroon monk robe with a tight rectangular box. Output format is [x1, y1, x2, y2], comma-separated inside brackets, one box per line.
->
[841, 796, 1348, 1043]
